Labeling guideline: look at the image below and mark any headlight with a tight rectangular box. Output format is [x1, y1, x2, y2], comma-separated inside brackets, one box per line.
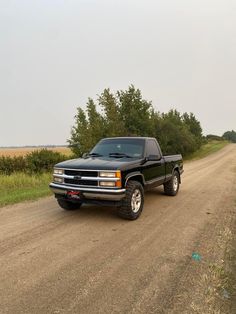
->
[99, 171, 122, 188]
[99, 171, 116, 178]
[99, 171, 121, 178]
[99, 181, 116, 187]
[53, 177, 64, 183]
[54, 169, 64, 175]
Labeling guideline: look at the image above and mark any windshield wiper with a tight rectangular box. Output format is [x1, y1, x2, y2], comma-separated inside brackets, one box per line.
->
[88, 152, 103, 157]
[109, 152, 132, 158]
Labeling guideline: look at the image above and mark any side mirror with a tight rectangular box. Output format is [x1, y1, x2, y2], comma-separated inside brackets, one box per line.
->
[146, 154, 161, 161]
[82, 152, 88, 158]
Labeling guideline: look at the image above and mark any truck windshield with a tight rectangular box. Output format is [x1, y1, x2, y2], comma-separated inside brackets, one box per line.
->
[90, 138, 145, 158]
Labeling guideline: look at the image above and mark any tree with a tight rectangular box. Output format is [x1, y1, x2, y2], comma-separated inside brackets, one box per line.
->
[68, 85, 204, 157]
[223, 130, 236, 143]
[98, 89, 124, 137]
[156, 112, 197, 156]
[182, 112, 203, 148]
[68, 108, 89, 156]
[182, 112, 202, 138]
[86, 98, 105, 146]
[118, 85, 153, 136]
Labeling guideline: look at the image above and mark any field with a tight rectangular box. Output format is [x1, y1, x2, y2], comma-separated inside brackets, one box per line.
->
[0, 146, 71, 157]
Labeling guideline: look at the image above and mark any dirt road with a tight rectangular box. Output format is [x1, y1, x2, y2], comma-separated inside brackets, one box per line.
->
[1, 144, 236, 314]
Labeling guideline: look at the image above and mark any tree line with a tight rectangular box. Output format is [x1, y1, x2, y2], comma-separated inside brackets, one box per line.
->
[68, 85, 203, 157]
[223, 130, 236, 143]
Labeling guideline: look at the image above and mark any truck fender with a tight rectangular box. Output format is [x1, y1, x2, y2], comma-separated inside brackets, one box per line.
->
[172, 165, 181, 183]
[125, 172, 145, 187]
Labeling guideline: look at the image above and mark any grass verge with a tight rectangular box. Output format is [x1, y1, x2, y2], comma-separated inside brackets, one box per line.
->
[185, 140, 229, 161]
[226, 199, 236, 312]
[189, 225, 235, 314]
[0, 172, 52, 207]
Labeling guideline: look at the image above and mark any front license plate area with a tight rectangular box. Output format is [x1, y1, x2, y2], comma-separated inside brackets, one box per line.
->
[67, 191, 81, 200]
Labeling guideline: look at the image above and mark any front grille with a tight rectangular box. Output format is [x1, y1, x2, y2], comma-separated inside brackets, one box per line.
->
[64, 178, 98, 186]
[63, 169, 99, 187]
[64, 169, 98, 177]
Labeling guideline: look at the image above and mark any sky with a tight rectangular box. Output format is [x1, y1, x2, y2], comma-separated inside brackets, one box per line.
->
[0, 0, 235, 146]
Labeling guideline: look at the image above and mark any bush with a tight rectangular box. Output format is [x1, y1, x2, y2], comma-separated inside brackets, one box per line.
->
[0, 156, 27, 175]
[206, 134, 223, 141]
[0, 149, 69, 175]
[25, 149, 67, 173]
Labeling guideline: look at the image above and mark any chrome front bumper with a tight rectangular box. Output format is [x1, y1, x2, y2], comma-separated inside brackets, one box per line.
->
[49, 183, 126, 201]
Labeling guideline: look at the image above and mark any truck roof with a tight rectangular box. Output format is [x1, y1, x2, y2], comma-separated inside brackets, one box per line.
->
[101, 137, 156, 140]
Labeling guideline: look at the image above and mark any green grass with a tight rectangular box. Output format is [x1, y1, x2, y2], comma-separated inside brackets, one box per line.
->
[185, 140, 229, 161]
[0, 172, 52, 207]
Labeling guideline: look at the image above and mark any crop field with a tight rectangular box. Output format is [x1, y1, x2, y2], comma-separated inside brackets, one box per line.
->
[0, 146, 71, 157]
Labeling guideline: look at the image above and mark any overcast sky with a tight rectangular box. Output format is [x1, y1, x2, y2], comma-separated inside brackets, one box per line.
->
[0, 0, 235, 146]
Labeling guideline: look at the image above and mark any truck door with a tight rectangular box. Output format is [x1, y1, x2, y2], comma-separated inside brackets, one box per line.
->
[142, 139, 166, 188]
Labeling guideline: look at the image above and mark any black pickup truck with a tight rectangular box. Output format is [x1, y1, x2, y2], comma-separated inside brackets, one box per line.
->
[50, 137, 183, 220]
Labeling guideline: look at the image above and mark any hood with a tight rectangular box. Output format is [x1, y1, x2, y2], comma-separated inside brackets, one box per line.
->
[55, 156, 142, 171]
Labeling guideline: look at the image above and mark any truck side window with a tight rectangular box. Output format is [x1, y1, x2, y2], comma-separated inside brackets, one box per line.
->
[146, 140, 160, 156]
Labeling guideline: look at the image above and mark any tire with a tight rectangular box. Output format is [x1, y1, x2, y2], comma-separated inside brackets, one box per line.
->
[117, 180, 144, 220]
[57, 199, 82, 211]
[164, 170, 180, 196]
